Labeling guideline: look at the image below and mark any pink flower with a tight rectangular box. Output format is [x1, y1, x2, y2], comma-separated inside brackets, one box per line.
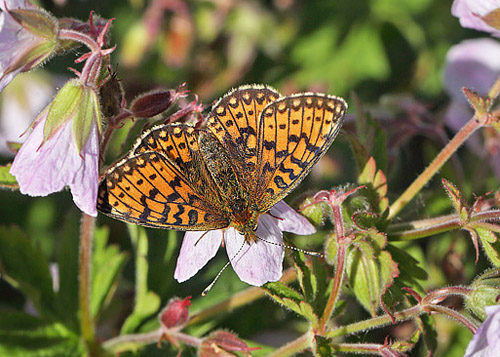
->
[465, 305, 500, 356]
[443, 38, 500, 179]
[452, 0, 500, 36]
[174, 201, 316, 286]
[10, 80, 101, 216]
[0, 0, 58, 92]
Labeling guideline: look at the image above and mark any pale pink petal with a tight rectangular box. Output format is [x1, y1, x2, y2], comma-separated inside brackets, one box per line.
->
[465, 305, 500, 356]
[452, 0, 500, 36]
[10, 113, 99, 216]
[69, 121, 99, 216]
[444, 39, 500, 102]
[269, 200, 316, 235]
[174, 230, 222, 282]
[225, 216, 284, 286]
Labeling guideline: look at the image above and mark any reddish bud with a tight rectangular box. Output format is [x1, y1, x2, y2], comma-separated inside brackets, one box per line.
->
[130, 90, 177, 118]
[199, 331, 259, 357]
[159, 296, 191, 329]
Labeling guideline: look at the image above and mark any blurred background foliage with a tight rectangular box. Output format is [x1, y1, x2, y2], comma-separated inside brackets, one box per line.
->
[0, 0, 497, 356]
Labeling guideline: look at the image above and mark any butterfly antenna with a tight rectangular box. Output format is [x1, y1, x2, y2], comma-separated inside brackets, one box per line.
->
[256, 236, 323, 258]
[202, 238, 247, 296]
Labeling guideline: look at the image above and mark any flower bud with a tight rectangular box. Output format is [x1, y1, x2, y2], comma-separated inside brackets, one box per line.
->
[466, 269, 500, 320]
[199, 331, 258, 357]
[159, 296, 191, 330]
[0, 4, 59, 91]
[130, 90, 177, 118]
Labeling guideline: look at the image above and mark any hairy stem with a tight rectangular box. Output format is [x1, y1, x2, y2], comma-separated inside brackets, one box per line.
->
[389, 116, 483, 219]
[319, 202, 348, 332]
[268, 330, 314, 357]
[79, 213, 97, 354]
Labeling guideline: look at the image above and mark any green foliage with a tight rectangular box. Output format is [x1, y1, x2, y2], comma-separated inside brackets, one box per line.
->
[1, 0, 499, 356]
[0, 164, 17, 189]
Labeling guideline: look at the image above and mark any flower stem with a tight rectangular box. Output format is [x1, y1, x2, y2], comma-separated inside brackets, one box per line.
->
[268, 330, 314, 357]
[79, 213, 97, 354]
[187, 267, 297, 326]
[319, 202, 348, 331]
[388, 116, 483, 219]
[102, 328, 203, 354]
[327, 305, 422, 338]
[59, 29, 100, 53]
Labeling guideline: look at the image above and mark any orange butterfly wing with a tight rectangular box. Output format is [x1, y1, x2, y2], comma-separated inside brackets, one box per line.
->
[97, 125, 229, 230]
[254, 93, 347, 211]
[205, 85, 281, 192]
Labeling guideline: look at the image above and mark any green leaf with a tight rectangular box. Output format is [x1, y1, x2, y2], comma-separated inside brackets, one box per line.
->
[346, 243, 380, 316]
[121, 224, 161, 334]
[462, 88, 491, 114]
[0, 226, 54, 316]
[0, 164, 18, 189]
[299, 301, 319, 328]
[0, 311, 85, 357]
[55, 215, 80, 329]
[476, 227, 500, 267]
[346, 231, 398, 316]
[91, 227, 128, 318]
[264, 282, 303, 302]
[263, 282, 306, 316]
[314, 335, 334, 357]
[442, 179, 469, 223]
[291, 250, 316, 302]
[324, 232, 338, 265]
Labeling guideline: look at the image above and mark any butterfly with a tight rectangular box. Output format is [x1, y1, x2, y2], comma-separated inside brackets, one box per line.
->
[97, 85, 347, 243]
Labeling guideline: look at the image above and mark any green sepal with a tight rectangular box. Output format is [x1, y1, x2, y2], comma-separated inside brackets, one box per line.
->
[73, 86, 102, 154]
[44, 80, 83, 143]
[481, 8, 500, 33]
[3, 39, 57, 77]
[8, 8, 58, 40]
[466, 269, 500, 320]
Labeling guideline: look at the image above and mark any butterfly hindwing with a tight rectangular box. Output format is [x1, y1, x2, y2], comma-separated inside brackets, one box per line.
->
[206, 85, 281, 192]
[254, 93, 347, 211]
[98, 126, 229, 230]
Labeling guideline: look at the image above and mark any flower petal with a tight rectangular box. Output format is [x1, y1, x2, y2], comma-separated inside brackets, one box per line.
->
[10, 112, 99, 216]
[465, 304, 500, 356]
[225, 216, 284, 286]
[452, 0, 500, 36]
[69, 120, 99, 216]
[269, 200, 316, 235]
[174, 230, 222, 282]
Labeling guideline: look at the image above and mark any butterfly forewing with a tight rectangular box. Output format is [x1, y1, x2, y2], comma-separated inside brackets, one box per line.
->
[132, 124, 221, 201]
[254, 93, 347, 211]
[97, 127, 229, 230]
[206, 85, 281, 192]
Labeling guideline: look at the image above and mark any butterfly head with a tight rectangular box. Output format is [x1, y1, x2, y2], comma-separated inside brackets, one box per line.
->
[230, 208, 260, 243]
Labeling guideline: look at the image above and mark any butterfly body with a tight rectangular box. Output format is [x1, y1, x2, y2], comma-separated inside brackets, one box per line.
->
[97, 85, 347, 244]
